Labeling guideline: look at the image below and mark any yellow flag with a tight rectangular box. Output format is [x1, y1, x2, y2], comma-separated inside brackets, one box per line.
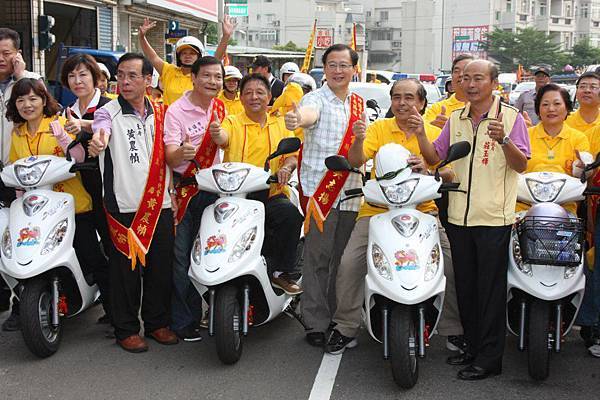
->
[301, 19, 317, 73]
[349, 23, 362, 80]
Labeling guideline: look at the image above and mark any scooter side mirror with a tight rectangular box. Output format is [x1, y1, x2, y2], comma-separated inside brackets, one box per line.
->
[325, 155, 353, 172]
[581, 151, 600, 182]
[435, 141, 471, 180]
[264, 137, 301, 171]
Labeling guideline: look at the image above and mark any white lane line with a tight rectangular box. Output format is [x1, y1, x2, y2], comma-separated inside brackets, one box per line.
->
[308, 353, 343, 400]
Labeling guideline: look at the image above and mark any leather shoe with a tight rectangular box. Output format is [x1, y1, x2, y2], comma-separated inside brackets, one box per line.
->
[446, 352, 475, 366]
[457, 365, 501, 380]
[306, 332, 325, 347]
[145, 327, 179, 345]
[117, 335, 148, 353]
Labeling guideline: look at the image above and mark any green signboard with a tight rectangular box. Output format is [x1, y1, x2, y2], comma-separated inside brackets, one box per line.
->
[226, 0, 248, 4]
[228, 5, 248, 17]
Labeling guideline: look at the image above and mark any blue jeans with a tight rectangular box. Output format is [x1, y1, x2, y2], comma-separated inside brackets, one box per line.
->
[171, 191, 217, 331]
[576, 212, 600, 327]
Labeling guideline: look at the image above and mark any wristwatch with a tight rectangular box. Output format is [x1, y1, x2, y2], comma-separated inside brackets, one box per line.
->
[500, 136, 511, 146]
[168, 188, 177, 196]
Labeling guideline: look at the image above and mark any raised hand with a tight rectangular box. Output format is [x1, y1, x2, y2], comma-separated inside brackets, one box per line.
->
[139, 18, 157, 37]
[222, 15, 237, 37]
[522, 111, 533, 128]
[209, 111, 224, 142]
[431, 105, 448, 129]
[407, 106, 425, 136]
[407, 154, 427, 174]
[352, 112, 368, 141]
[180, 134, 197, 160]
[487, 112, 505, 144]
[64, 108, 81, 135]
[89, 128, 107, 157]
[12, 52, 26, 80]
[284, 102, 302, 131]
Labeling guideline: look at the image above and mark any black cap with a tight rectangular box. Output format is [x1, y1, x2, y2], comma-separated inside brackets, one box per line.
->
[251, 55, 271, 68]
[533, 66, 551, 77]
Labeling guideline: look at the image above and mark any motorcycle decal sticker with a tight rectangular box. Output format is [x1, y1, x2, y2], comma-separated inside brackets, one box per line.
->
[394, 249, 419, 271]
[16, 225, 41, 247]
[418, 223, 438, 243]
[204, 234, 227, 255]
[41, 198, 69, 220]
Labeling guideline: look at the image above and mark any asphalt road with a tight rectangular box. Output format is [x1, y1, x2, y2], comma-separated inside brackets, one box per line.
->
[0, 306, 598, 400]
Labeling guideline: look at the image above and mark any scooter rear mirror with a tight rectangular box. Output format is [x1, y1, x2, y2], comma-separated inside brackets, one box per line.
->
[325, 155, 353, 172]
[435, 141, 471, 180]
[264, 137, 301, 171]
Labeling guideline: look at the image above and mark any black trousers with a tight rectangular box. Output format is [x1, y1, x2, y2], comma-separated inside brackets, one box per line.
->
[108, 209, 174, 340]
[255, 193, 303, 273]
[80, 166, 111, 256]
[445, 223, 511, 371]
[73, 212, 111, 320]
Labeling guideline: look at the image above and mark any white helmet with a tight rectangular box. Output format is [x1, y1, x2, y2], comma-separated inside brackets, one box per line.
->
[224, 65, 243, 80]
[175, 36, 205, 55]
[287, 72, 316, 92]
[374, 143, 412, 187]
[97, 62, 110, 80]
[280, 62, 300, 75]
[151, 68, 160, 88]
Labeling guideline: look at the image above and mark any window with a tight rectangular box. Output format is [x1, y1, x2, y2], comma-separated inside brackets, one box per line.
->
[565, 18, 571, 25]
[380, 11, 388, 21]
[243, 16, 249, 23]
[248, 34, 253, 41]
[552, 17, 559, 23]
[540, 1, 546, 16]
[392, 41, 401, 48]
[257, 14, 260, 21]
[595, 21, 600, 27]
[583, 5, 589, 18]
[366, 11, 371, 17]
[507, 0, 511, 12]
[566, 4, 571, 17]
[496, 11, 501, 21]
[520, 14, 527, 21]
[520, 0, 528, 14]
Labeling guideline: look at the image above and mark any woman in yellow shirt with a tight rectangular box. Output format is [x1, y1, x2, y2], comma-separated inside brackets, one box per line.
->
[519, 83, 590, 214]
[5, 78, 110, 326]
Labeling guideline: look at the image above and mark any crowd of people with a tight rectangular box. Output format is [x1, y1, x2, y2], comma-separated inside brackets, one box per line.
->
[1, 18, 600, 381]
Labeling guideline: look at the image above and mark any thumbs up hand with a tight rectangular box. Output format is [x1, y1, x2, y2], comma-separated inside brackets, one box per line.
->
[407, 106, 425, 136]
[352, 111, 368, 141]
[431, 105, 448, 129]
[487, 112, 506, 144]
[89, 128, 108, 157]
[180, 134, 197, 161]
[209, 111, 228, 146]
[522, 111, 533, 128]
[285, 102, 302, 131]
[64, 108, 82, 135]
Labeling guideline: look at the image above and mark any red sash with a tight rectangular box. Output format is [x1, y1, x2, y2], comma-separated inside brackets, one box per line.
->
[304, 93, 364, 233]
[174, 98, 226, 224]
[106, 101, 167, 270]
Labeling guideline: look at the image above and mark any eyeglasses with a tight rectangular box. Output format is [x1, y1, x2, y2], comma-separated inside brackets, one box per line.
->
[577, 84, 600, 91]
[116, 72, 144, 81]
[325, 62, 353, 72]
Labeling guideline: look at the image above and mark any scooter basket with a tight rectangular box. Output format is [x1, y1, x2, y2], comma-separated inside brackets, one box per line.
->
[515, 216, 583, 267]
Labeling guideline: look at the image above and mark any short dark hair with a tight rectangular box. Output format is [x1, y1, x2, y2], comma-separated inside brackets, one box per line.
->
[389, 78, 428, 115]
[239, 73, 270, 94]
[191, 56, 225, 78]
[451, 54, 474, 71]
[576, 71, 600, 87]
[534, 83, 573, 119]
[0, 28, 20, 50]
[60, 53, 101, 88]
[6, 78, 61, 124]
[322, 44, 359, 66]
[117, 53, 153, 76]
[252, 55, 272, 72]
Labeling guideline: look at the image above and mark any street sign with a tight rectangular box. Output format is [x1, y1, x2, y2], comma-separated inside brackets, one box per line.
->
[168, 20, 179, 32]
[315, 28, 332, 48]
[165, 28, 188, 39]
[226, 0, 248, 3]
[227, 5, 248, 17]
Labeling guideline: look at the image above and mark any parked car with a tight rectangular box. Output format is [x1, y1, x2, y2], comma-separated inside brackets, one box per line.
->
[436, 74, 451, 95]
[366, 70, 395, 84]
[509, 81, 536, 105]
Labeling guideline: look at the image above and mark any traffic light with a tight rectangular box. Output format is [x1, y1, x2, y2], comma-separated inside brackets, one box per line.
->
[165, 43, 173, 64]
[38, 15, 55, 51]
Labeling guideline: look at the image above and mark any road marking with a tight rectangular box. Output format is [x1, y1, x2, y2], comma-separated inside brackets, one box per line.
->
[308, 353, 343, 400]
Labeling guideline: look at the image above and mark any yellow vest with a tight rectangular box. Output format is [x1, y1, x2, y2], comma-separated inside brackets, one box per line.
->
[447, 96, 520, 226]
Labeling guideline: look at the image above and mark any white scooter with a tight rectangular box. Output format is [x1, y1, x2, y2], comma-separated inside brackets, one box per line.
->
[507, 158, 600, 381]
[188, 137, 304, 364]
[325, 141, 471, 389]
[0, 142, 99, 358]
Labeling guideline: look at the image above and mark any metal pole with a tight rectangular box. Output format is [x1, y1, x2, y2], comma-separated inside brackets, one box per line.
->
[209, 289, 215, 337]
[418, 305, 426, 358]
[382, 306, 389, 360]
[242, 284, 250, 336]
[518, 300, 526, 351]
[555, 303, 562, 353]
[51, 277, 60, 327]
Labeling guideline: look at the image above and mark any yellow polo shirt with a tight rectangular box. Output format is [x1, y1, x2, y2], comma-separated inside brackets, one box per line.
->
[566, 108, 600, 133]
[160, 63, 193, 106]
[10, 116, 92, 214]
[424, 94, 466, 132]
[221, 112, 297, 198]
[217, 91, 244, 116]
[586, 124, 600, 157]
[358, 117, 439, 220]
[517, 123, 589, 214]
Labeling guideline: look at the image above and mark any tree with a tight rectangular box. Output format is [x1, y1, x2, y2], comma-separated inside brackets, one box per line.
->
[204, 23, 237, 46]
[571, 39, 600, 68]
[273, 41, 306, 52]
[483, 28, 565, 71]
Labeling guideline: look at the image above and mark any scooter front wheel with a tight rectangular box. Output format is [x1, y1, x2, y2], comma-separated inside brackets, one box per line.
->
[20, 278, 62, 358]
[389, 304, 419, 389]
[214, 284, 243, 364]
[527, 299, 550, 381]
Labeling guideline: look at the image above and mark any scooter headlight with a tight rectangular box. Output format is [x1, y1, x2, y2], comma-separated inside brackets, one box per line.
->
[40, 219, 68, 256]
[15, 160, 51, 187]
[191, 233, 202, 265]
[228, 227, 257, 263]
[381, 178, 419, 205]
[424, 243, 441, 281]
[371, 243, 393, 281]
[2, 228, 12, 259]
[212, 169, 250, 192]
[525, 178, 566, 203]
[564, 265, 577, 279]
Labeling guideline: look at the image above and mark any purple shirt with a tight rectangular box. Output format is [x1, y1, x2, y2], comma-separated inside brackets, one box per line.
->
[433, 112, 531, 159]
[91, 99, 148, 138]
